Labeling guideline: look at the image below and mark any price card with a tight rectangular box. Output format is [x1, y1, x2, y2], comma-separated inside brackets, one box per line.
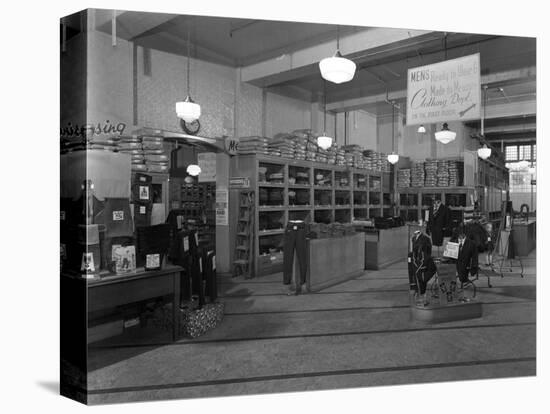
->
[146, 253, 160, 269]
[113, 211, 124, 221]
[183, 236, 189, 252]
[139, 185, 149, 200]
[139, 205, 146, 214]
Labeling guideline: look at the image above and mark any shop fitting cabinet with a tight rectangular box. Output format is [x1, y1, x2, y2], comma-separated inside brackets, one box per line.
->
[397, 151, 509, 223]
[230, 154, 388, 277]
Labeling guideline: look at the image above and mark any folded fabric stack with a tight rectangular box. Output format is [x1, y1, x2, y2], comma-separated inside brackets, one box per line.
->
[86, 135, 120, 152]
[238, 136, 269, 155]
[295, 171, 310, 185]
[397, 168, 411, 188]
[411, 162, 425, 187]
[316, 147, 329, 163]
[141, 135, 169, 174]
[424, 159, 438, 187]
[267, 172, 284, 184]
[118, 135, 146, 172]
[268, 134, 294, 159]
[448, 160, 463, 186]
[335, 148, 346, 166]
[292, 135, 308, 161]
[437, 160, 450, 187]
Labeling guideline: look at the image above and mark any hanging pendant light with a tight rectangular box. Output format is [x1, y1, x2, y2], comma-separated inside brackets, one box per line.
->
[435, 122, 456, 144]
[477, 86, 490, 159]
[176, 25, 201, 123]
[319, 26, 356, 84]
[317, 81, 333, 150]
[186, 164, 201, 176]
[477, 144, 491, 160]
[387, 102, 399, 164]
[417, 125, 426, 134]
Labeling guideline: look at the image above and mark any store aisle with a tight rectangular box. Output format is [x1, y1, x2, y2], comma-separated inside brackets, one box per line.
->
[87, 251, 536, 404]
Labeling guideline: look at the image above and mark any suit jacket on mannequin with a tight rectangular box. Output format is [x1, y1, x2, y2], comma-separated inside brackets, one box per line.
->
[456, 237, 478, 282]
[427, 203, 450, 246]
[409, 232, 437, 294]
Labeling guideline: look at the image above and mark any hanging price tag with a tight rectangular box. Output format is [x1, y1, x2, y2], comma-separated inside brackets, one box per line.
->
[183, 236, 189, 252]
[113, 211, 124, 221]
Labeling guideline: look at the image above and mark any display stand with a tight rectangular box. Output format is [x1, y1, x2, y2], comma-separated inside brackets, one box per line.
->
[410, 261, 483, 324]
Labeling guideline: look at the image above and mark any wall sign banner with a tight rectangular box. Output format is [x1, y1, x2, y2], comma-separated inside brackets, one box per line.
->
[406, 53, 481, 126]
[197, 152, 216, 182]
[215, 189, 229, 226]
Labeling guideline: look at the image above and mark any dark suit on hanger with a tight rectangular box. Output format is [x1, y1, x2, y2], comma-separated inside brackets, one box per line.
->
[456, 238, 478, 283]
[427, 204, 450, 246]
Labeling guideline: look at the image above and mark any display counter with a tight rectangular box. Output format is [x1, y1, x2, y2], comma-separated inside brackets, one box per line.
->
[511, 219, 536, 256]
[362, 226, 409, 269]
[306, 232, 365, 292]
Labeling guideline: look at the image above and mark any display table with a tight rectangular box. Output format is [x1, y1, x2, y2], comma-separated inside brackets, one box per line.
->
[363, 226, 409, 270]
[61, 265, 183, 341]
[306, 232, 365, 292]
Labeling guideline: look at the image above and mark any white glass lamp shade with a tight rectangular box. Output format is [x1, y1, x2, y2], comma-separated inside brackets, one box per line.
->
[319, 51, 356, 84]
[176, 96, 201, 123]
[317, 134, 333, 150]
[477, 144, 492, 160]
[186, 164, 201, 176]
[517, 159, 529, 169]
[434, 123, 456, 144]
[417, 125, 426, 134]
[387, 152, 399, 164]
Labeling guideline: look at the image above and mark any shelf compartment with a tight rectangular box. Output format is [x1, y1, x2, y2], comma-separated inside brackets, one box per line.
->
[335, 209, 351, 223]
[353, 191, 367, 206]
[259, 210, 285, 233]
[258, 187, 285, 206]
[314, 189, 332, 206]
[369, 191, 381, 205]
[335, 190, 351, 206]
[258, 182, 285, 188]
[314, 209, 332, 224]
[259, 161, 285, 184]
[353, 173, 367, 189]
[289, 165, 311, 186]
[334, 170, 351, 188]
[353, 208, 368, 221]
[314, 168, 333, 187]
[288, 188, 310, 207]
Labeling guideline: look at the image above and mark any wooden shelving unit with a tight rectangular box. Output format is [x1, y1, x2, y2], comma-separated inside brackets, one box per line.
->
[230, 154, 389, 276]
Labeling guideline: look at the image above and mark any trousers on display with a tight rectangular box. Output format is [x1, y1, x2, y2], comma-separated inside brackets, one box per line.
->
[283, 221, 307, 285]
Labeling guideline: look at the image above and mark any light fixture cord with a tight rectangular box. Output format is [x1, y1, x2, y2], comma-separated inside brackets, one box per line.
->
[323, 80, 327, 132]
[444, 33, 447, 60]
[336, 25, 340, 51]
[186, 25, 191, 96]
[391, 103, 395, 152]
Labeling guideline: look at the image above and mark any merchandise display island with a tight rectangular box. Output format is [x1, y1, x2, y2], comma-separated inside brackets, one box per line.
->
[361, 226, 409, 270]
[306, 232, 365, 292]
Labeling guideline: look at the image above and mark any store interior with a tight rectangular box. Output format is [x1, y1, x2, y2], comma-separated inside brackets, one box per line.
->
[60, 9, 537, 405]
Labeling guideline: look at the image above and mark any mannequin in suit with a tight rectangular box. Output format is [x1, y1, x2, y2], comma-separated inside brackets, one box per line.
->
[427, 199, 451, 256]
[408, 230, 437, 306]
[456, 230, 479, 284]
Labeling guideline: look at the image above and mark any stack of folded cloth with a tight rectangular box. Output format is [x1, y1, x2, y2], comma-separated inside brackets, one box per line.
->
[335, 148, 346, 166]
[424, 159, 438, 187]
[293, 135, 308, 161]
[238, 136, 269, 155]
[295, 171, 309, 185]
[316, 148, 329, 164]
[268, 134, 294, 158]
[118, 135, 146, 172]
[397, 169, 411, 188]
[436, 160, 450, 187]
[448, 160, 463, 186]
[411, 162, 425, 187]
[142, 135, 169, 173]
[86, 135, 120, 152]
[267, 172, 284, 184]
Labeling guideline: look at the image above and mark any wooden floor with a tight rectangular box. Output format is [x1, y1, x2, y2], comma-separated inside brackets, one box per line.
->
[85, 251, 536, 404]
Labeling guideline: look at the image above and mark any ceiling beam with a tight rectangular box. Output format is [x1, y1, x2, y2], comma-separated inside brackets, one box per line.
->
[93, 10, 177, 41]
[241, 28, 434, 87]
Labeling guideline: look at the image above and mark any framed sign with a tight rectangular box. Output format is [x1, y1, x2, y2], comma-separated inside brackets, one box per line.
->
[215, 189, 229, 226]
[229, 177, 250, 189]
[406, 53, 481, 125]
[197, 152, 216, 182]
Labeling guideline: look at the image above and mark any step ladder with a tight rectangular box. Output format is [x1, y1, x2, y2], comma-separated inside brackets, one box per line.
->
[233, 191, 255, 279]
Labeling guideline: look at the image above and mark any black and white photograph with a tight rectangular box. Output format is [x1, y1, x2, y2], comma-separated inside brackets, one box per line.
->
[2, 1, 548, 412]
